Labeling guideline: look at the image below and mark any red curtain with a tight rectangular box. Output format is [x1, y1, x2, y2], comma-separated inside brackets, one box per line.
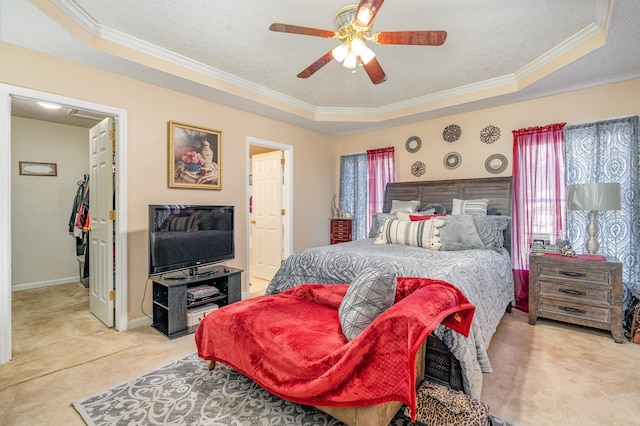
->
[367, 147, 395, 230]
[512, 123, 566, 311]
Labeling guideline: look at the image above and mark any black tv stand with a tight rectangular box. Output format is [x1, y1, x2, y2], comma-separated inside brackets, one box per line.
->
[151, 266, 242, 339]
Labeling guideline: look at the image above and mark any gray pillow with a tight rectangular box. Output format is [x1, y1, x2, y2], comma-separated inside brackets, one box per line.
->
[473, 216, 510, 251]
[390, 199, 420, 214]
[437, 215, 485, 251]
[368, 212, 397, 238]
[338, 267, 397, 341]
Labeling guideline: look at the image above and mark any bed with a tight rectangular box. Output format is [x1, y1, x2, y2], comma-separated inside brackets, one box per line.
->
[266, 176, 514, 399]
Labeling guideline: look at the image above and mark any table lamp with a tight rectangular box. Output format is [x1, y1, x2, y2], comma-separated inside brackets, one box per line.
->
[567, 183, 621, 254]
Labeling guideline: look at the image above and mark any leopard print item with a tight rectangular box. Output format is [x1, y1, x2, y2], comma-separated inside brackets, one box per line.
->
[405, 381, 489, 426]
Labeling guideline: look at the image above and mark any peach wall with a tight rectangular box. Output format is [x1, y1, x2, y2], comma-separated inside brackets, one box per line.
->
[1, 42, 336, 323]
[336, 78, 640, 184]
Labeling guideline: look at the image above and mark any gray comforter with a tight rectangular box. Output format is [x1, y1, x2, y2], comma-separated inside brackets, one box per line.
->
[266, 238, 514, 398]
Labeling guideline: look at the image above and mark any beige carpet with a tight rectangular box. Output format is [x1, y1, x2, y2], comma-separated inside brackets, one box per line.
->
[1, 282, 639, 425]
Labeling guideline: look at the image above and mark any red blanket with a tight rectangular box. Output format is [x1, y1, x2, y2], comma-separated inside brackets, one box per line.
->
[195, 277, 475, 417]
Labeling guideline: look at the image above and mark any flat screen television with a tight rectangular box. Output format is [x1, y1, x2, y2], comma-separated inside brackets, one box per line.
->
[149, 205, 234, 277]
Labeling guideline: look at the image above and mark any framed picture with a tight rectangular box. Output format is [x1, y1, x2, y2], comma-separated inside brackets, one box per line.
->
[19, 161, 57, 176]
[168, 121, 222, 190]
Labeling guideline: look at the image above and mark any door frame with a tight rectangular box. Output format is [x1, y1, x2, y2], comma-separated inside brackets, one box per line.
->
[246, 137, 293, 298]
[0, 84, 129, 365]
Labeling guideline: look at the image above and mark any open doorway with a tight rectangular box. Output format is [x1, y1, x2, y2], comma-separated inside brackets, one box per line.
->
[0, 84, 128, 365]
[246, 137, 293, 298]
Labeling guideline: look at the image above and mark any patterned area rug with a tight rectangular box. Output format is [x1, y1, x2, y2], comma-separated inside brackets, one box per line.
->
[73, 352, 514, 425]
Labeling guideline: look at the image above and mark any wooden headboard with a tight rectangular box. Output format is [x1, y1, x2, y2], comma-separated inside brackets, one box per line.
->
[383, 177, 513, 253]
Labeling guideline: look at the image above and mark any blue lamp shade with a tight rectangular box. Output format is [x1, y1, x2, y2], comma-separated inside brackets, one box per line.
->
[567, 183, 621, 211]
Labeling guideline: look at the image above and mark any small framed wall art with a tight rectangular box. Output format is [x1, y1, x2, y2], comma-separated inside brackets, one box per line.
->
[168, 121, 222, 190]
[405, 136, 422, 153]
[19, 161, 57, 176]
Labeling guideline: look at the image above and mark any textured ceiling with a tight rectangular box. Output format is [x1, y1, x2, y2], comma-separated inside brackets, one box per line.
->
[3, 0, 640, 135]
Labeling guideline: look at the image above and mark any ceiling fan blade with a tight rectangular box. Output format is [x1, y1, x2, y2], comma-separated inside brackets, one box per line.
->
[297, 50, 335, 79]
[375, 30, 447, 46]
[362, 57, 387, 85]
[353, 0, 385, 28]
[269, 23, 336, 38]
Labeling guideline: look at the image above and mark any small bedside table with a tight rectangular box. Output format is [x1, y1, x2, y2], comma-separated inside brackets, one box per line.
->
[330, 218, 352, 244]
[529, 254, 623, 343]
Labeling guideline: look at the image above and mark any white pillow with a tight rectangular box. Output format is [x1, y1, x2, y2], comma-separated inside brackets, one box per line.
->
[390, 199, 420, 214]
[452, 198, 489, 216]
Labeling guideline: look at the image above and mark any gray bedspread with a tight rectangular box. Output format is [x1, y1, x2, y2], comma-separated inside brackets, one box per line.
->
[266, 238, 515, 398]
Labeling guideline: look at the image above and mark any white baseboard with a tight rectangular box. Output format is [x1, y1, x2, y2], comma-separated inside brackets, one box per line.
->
[12, 276, 81, 292]
[128, 315, 153, 329]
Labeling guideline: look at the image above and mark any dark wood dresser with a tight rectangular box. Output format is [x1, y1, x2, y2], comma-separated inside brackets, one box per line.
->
[529, 254, 623, 343]
[330, 218, 352, 244]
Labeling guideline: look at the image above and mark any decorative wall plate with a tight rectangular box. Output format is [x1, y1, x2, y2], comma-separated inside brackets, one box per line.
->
[405, 136, 422, 153]
[411, 160, 426, 177]
[443, 124, 461, 142]
[480, 125, 501, 144]
[443, 152, 462, 169]
[485, 154, 508, 174]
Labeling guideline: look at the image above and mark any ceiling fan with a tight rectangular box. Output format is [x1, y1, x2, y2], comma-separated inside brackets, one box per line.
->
[269, 0, 447, 84]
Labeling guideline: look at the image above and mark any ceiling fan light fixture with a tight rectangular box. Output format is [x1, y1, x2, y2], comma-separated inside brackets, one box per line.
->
[350, 37, 366, 56]
[359, 45, 376, 64]
[343, 51, 357, 69]
[332, 43, 349, 62]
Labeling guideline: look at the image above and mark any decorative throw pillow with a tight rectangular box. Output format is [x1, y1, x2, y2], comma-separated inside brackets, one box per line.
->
[396, 210, 433, 221]
[410, 213, 446, 221]
[375, 218, 443, 250]
[368, 212, 397, 238]
[437, 215, 485, 251]
[472, 216, 510, 251]
[390, 199, 421, 214]
[338, 267, 397, 341]
[451, 198, 489, 216]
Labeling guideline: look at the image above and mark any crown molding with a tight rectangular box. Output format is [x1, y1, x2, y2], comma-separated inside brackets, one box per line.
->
[45, 0, 613, 124]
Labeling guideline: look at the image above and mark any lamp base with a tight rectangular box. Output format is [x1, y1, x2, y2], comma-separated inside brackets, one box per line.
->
[585, 210, 599, 254]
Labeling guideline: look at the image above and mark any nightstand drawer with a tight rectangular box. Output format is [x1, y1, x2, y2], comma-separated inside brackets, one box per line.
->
[538, 297, 611, 325]
[538, 280, 611, 304]
[332, 221, 351, 231]
[536, 263, 611, 285]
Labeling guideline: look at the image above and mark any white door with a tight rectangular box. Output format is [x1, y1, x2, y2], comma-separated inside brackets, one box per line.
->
[89, 117, 114, 327]
[251, 151, 283, 280]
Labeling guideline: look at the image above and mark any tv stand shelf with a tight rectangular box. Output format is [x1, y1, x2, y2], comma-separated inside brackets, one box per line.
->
[151, 266, 242, 339]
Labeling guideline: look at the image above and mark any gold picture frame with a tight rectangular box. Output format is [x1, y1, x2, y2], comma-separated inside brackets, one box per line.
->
[19, 161, 57, 176]
[168, 121, 222, 190]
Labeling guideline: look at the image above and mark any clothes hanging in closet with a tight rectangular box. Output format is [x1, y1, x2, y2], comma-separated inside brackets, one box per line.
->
[69, 175, 90, 278]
